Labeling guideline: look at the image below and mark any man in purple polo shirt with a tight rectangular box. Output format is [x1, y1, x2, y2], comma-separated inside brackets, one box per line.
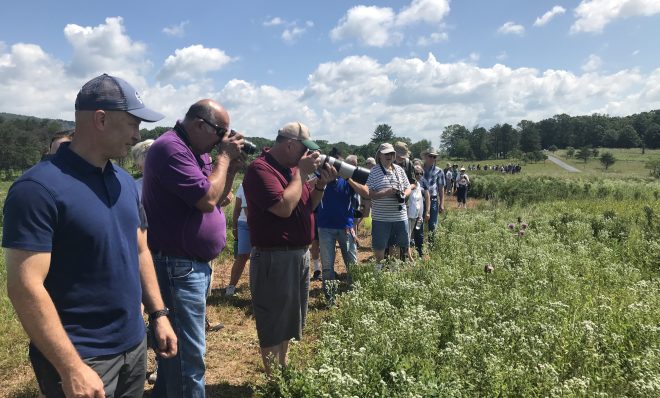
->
[142, 99, 244, 397]
[243, 122, 336, 374]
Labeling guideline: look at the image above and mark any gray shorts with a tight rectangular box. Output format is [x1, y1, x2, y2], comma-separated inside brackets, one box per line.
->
[29, 337, 146, 398]
[250, 247, 310, 348]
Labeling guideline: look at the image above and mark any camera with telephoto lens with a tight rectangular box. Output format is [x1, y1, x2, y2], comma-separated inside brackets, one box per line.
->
[317, 155, 370, 185]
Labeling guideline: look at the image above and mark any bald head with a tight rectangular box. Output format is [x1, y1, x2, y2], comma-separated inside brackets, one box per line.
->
[183, 99, 231, 154]
[185, 99, 228, 126]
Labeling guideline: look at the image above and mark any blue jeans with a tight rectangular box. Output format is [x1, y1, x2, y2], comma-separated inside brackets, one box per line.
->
[152, 254, 211, 398]
[427, 197, 439, 244]
[318, 227, 357, 302]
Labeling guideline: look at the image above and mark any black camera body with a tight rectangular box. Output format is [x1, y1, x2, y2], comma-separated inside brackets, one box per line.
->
[226, 129, 257, 155]
[395, 190, 406, 203]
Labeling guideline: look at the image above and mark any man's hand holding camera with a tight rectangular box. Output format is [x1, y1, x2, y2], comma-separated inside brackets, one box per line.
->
[218, 130, 247, 175]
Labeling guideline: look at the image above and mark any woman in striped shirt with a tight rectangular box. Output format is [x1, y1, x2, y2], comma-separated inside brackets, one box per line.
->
[366, 143, 412, 262]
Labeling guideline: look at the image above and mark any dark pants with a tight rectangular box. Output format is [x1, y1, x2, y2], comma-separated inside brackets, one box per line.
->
[29, 338, 146, 398]
[427, 197, 439, 244]
[410, 218, 424, 257]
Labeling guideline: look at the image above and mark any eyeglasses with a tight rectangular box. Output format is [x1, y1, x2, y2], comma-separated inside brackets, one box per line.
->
[197, 116, 228, 137]
[414, 172, 423, 176]
[427, 155, 437, 158]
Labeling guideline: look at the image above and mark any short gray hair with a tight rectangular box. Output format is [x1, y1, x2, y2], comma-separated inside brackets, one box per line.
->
[345, 154, 358, 166]
[131, 139, 155, 167]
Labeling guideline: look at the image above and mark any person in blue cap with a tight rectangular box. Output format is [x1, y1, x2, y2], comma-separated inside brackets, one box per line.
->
[2, 74, 177, 398]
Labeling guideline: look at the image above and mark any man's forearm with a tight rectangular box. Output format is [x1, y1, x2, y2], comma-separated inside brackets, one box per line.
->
[268, 171, 304, 217]
[9, 283, 84, 375]
[196, 155, 232, 212]
[137, 230, 166, 314]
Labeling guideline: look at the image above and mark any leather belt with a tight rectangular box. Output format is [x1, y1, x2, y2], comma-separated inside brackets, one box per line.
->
[253, 245, 309, 252]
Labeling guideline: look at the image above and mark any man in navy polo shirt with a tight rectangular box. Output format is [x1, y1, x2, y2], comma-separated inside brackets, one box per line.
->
[2, 74, 177, 398]
[142, 99, 244, 397]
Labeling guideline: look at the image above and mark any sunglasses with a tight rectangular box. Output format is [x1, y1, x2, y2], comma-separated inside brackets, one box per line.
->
[427, 155, 437, 158]
[197, 116, 228, 137]
[415, 172, 423, 176]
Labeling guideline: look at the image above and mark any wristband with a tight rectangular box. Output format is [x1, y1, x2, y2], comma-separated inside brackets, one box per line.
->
[149, 308, 170, 321]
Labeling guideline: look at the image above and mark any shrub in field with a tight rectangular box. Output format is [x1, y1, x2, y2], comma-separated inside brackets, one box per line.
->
[471, 175, 660, 205]
[266, 198, 660, 397]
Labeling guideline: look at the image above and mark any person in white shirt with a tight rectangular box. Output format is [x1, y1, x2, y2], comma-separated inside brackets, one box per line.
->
[456, 167, 470, 208]
[225, 183, 251, 296]
[407, 165, 430, 257]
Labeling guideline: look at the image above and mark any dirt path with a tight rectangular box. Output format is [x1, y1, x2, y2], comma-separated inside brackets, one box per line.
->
[547, 154, 581, 172]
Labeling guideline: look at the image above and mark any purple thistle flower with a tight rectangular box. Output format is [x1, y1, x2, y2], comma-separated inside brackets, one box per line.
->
[508, 223, 515, 230]
[521, 223, 528, 230]
[518, 230, 525, 237]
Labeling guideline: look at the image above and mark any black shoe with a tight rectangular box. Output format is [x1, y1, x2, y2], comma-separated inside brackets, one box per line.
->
[312, 270, 321, 281]
[205, 318, 224, 332]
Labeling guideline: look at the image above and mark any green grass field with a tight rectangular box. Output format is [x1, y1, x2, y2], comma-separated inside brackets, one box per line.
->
[1, 156, 659, 397]
[550, 148, 660, 177]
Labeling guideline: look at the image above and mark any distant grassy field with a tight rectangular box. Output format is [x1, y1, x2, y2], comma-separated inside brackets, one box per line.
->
[551, 147, 660, 177]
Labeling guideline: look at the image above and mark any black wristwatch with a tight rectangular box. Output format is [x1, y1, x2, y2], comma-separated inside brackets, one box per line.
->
[149, 308, 170, 321]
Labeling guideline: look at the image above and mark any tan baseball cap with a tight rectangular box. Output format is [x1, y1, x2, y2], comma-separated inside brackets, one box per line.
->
[378, 142, 396, 154]
[277, 122, 320, 150]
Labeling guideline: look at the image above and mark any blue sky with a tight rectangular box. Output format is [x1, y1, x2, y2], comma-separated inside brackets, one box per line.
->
[1, 0, 659, 145]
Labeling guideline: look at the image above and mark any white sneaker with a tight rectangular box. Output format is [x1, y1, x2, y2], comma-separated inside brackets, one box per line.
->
[225, 285, 236, 297]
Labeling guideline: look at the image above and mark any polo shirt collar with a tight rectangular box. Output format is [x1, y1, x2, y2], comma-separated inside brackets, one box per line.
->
[263, 149, 293, 180]
[55, 142, 116, 175]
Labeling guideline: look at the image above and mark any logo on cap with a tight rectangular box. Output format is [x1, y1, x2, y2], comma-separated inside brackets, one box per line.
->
[134, 91, 144, 105]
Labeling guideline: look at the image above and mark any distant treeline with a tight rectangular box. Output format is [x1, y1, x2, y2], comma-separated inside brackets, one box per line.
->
[441, 110, 660, 160]
[2, 110, 659, 176]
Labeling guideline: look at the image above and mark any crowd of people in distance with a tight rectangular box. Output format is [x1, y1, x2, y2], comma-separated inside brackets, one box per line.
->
[3, 73, 483, 398]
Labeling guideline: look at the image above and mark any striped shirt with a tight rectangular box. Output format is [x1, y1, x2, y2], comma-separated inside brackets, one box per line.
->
[366, 163, 410, 222]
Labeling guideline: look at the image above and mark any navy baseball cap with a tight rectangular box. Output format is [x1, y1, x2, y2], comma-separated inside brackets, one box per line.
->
[75, 74, 164, 122]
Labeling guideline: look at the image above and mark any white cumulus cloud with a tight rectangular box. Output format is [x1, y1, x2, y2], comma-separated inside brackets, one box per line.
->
[331, 5, 398, 47]
[571, 0, 660, 34]
[64, 17, 150, 83]
[417, 32, 449, 46]
[162, 21, 189, 37]
[396, 0, 451, 26]
[497, 21, 525, 35]
[263, 17, 285, 27]
[534, 5, 566, 26]
[582, 54, 602, 72]
[157, 45, 235, 83]
[331, 0, 450, 47]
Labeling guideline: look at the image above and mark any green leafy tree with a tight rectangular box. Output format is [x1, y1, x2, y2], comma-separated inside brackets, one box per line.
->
[518, 120, 541, 152]
[618, 125, 642, 148]
[576, 146, 592, 163]
[548, 144, 558, 153]
[599, 152, 616, 170]
[644, 124, 660, 149]
[371, 124, 394, 144]
[565, 147, 575, 158]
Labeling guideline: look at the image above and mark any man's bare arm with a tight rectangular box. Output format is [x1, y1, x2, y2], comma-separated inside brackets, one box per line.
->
[6, 248, 105, 397]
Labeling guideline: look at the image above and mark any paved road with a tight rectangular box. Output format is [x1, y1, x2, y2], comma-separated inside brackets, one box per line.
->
[547, 155, 581, 172]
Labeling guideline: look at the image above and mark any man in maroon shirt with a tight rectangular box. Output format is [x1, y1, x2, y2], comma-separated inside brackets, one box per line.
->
[243, 122, 336, 373]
